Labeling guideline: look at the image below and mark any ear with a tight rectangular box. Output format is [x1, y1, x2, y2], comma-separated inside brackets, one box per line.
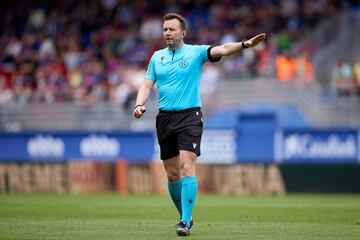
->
[182, 30, 186, 37]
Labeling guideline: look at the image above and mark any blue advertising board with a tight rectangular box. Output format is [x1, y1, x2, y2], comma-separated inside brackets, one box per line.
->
[0, 131, 155, 162]
[0, 128, 359, 164]
[275, 129, 359, 164]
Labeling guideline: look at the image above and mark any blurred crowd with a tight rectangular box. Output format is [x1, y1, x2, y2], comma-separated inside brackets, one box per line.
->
[0, 0, 356, 108]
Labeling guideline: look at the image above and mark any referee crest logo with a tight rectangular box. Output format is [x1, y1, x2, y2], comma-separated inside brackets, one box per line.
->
[179, 60, 188, 68]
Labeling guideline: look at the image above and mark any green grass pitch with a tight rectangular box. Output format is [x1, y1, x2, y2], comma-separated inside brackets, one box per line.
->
[0, 193, 359, 239]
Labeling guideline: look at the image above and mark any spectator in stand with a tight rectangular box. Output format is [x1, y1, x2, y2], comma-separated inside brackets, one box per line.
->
[295, 51, 313, 85]
[139, 14, 163, 42]
[256, 36, 277, 78]
[122, 63, 146, 110]
[353, 55, 360, 96]
[0, 75, 13, 105]
[200, 63, 220, 113]
[276, 29, 293, 53]
[275, 50, 296, 82]
[331, 59, 354, 96]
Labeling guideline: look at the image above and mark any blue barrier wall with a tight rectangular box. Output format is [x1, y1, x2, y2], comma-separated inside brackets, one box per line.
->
[0, 131, 154, 162]
[0, 128, 359, 164]
[236, 112, 276, 163]
[205, 105, 311, 129]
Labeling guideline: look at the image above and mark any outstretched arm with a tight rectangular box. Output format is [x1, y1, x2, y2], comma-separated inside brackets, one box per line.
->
[210, 33, 266, 58]
[133, 79, 155, 119]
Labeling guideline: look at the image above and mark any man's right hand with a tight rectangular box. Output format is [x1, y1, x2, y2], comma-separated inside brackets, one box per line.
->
[133, 105, 146, 118]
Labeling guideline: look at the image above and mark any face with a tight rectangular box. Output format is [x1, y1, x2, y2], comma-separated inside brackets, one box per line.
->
[163, 19, 185, 48]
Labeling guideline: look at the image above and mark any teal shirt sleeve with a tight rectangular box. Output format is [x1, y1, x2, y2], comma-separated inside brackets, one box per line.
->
[145, 54, 156, 81]
[199, 45, 210, 63]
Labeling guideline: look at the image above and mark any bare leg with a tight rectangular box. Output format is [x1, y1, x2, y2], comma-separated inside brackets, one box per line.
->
[179, 150, 197, 177]
[163, 154, 180, 183]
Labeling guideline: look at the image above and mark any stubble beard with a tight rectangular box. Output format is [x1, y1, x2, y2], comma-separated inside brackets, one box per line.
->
[167, 38, 181, 50]
[168, 43, 176, 50]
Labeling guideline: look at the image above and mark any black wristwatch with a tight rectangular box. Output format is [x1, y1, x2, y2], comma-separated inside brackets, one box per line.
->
[133, 104, 143, 110]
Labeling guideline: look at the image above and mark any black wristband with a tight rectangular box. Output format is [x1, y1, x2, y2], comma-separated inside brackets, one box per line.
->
[242, 40, 249, 49]
[133, 104, 143, 110]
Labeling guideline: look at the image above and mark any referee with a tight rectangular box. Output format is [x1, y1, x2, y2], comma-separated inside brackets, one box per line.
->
[133, 13, 265, 236]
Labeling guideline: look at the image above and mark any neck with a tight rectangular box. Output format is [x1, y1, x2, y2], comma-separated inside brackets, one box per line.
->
[168, 41, 184, 51]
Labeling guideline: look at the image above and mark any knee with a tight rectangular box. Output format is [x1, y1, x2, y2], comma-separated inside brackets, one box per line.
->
[166, 170, 180, 183]
[180, 161, 193, 177]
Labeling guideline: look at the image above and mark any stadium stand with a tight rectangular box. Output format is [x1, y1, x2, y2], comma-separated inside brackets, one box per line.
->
[0, 0, 360, 131]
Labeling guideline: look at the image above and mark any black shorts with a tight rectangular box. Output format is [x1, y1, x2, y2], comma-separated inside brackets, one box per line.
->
[156, 107, 203, 160]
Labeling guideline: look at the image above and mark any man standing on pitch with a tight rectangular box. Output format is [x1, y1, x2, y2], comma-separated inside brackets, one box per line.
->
[133, 13, 265, 236]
